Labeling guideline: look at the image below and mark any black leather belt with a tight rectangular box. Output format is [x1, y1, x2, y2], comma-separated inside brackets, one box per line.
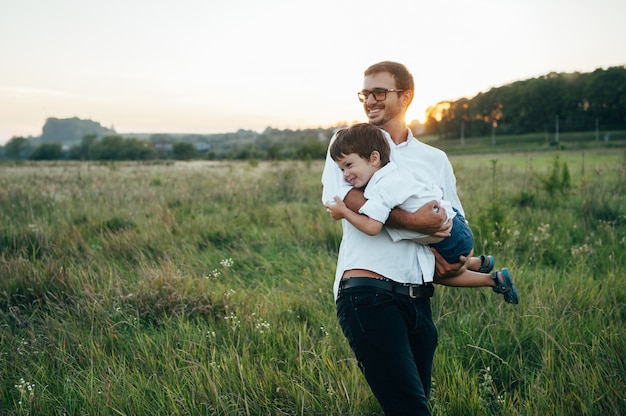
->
[339, 277, 434, 298]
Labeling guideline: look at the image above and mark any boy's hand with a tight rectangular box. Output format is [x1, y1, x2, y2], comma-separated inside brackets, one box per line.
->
[325, 196, 348, 220]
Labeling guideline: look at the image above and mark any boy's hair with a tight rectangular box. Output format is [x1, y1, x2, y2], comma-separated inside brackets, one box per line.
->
[364, 61, 414, 107]
[330, 123, 390, 165]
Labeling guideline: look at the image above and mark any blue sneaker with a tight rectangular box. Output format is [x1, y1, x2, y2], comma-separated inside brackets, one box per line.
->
[492, 268, 519, 304]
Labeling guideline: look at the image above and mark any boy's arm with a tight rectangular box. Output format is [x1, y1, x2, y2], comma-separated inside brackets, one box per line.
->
[326, 196, 383, 236]
[344, 189, 451, 237]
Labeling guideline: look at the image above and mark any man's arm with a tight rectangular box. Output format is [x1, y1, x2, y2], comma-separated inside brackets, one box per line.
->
[344, 189, 451, 237]
[343, 188, 367, 212]
[344, 187, 465, 275]
[388, 200, 451, 237]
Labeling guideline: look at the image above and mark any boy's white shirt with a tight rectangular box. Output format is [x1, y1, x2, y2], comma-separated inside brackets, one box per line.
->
[359, 161, 456, 243]
[322, 128, 464, 299]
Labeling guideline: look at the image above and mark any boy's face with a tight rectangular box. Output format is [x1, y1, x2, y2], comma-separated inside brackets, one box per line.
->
[335, 152, 380, 189]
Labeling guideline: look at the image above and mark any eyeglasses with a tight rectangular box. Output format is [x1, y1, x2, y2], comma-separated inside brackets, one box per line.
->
[357, 88, 405, 103]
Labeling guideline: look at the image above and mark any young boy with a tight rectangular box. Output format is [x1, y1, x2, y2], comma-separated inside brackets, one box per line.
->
[325, 123, 518, 304]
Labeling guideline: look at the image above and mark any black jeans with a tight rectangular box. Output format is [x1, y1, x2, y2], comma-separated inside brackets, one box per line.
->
[336, 284, 437, 416]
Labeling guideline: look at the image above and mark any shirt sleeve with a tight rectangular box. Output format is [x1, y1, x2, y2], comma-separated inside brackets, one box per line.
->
[358, 198, 391, 224]
[440, 158, 464, 216]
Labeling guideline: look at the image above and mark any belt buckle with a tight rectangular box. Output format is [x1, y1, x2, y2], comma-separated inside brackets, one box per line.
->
[408, 284, 418, 298]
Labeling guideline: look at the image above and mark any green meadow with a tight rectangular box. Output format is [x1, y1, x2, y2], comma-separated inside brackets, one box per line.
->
[1, 151, 625, 415]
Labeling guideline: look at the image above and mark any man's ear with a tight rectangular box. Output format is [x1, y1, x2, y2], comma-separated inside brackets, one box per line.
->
[402, 89, 414, 109]
[370, 151, 381, 167]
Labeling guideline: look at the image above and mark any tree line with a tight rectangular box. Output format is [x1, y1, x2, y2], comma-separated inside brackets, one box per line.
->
[1, 128, 334, 161]
[423, 66, 626, 139]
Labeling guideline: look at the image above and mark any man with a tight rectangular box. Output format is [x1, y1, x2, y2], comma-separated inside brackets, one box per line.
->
[322, 61, 463, 415]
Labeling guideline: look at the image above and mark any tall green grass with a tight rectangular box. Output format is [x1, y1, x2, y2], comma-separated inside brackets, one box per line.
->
[1, 153, 625, 415]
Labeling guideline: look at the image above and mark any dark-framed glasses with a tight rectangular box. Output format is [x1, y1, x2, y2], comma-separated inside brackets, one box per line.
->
[357, 88, 405, 103]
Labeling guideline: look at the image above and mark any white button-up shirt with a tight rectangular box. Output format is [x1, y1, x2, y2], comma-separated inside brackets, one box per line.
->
[322, 128, 463, 300]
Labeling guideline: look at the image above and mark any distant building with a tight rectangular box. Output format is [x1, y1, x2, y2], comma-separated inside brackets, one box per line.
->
[194, 142, 211, 152]
[154, 143, 174, 152]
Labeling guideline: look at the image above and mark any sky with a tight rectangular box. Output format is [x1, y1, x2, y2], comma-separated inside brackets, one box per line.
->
[1, 0, 625, 145]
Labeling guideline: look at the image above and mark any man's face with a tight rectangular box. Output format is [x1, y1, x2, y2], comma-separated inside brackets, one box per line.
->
[361, 72, 405, 127]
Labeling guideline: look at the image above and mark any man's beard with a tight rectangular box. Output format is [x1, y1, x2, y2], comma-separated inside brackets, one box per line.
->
[369, 104, 401, 126]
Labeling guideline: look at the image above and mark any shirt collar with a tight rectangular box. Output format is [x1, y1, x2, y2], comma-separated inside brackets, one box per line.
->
[379, 127, 414, 148]
[369, 161, 398, 186]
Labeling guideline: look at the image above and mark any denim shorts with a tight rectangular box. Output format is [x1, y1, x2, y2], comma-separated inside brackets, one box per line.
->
[430, 209, 474, 264]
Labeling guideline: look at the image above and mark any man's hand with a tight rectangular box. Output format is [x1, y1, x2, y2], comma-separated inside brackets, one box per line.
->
[432, 248, 467, 277]
[343, 188, 366, 212]
[388, 200, 452, 237]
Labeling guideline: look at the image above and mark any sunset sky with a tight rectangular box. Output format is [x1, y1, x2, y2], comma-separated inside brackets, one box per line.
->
[1, 0, 625, 144]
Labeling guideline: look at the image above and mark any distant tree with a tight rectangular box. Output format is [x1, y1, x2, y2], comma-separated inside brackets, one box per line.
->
[89, 135, 125, 160]
[424, 102, 451, 137]
[430, 66, 626, 138]
[295, 138, 327, 160]
[88, 135, 157, 161]
[583, 67, 626, 130]
[122, 138, 157, 160]
[172, 142, 197, 160]
[4, 136, 33, 159]
[30, 142, 63, 160]
[266, 143, 281, 160]
[422, 111, 439, 136]
[68, 134, 98, 160]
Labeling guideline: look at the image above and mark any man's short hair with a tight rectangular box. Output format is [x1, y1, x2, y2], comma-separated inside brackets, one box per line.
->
[364, 61, 415, 93]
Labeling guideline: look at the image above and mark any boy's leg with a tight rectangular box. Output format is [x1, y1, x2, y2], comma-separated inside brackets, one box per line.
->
[466, 255, 495, 273]
[430, 211, 474, 264]
[492, 268, 519, 304]
[433, 269, 495, 287]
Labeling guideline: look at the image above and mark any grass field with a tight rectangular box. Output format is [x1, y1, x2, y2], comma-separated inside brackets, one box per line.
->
[1, 150, 625, 415]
